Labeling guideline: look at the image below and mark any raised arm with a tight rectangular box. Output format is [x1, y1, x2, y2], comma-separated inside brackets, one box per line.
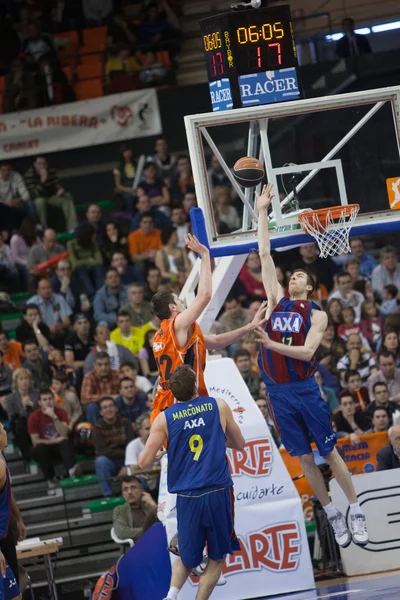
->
[173, 234, 212, 335]
[256, 184, 283, 305]
[256, 310, 328, 362]
[138, 412, 168, 469]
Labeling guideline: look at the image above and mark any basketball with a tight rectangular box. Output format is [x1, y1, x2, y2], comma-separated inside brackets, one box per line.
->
[233, 156, 264, 188]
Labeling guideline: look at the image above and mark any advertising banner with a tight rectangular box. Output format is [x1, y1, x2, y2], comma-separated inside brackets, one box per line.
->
[238, 67, 300, 106]
[159, 357, 315, 600]
[0, 88, 162, 159]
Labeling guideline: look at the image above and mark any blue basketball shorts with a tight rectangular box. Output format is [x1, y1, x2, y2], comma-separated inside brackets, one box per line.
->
[176, 486, 240, 569]
[267, 377, 336, 457]
[0, 562, 20, 600]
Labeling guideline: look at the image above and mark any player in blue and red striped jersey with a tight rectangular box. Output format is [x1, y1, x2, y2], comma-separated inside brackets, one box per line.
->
[254, 183, 369, 549]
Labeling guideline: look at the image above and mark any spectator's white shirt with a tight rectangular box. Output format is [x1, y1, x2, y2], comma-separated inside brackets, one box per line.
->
[135, 375, 152, 394]
[125, 437, 144, 467]
[328, 289, 365, 322]
[175, 223, 190, 248]
[371, 264, 400, 296]
[0, 171, 30, 203]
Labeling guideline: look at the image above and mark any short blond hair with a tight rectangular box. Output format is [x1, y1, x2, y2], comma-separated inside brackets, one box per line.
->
[12, 368, 32, 390]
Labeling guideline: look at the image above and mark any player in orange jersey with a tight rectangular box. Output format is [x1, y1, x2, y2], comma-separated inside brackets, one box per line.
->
[150, 233, 266, 423]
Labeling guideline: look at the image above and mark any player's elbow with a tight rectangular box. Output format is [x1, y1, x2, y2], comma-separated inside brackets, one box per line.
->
[233, 435, 246, 451]
[137, 452, 147, 470]
[303, 348, 314, 362]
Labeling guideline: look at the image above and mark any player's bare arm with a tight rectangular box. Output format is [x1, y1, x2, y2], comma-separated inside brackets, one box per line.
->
[138, 413, 168, 469]
[0, 459, 6, 491]
[255, 310, 328, 362]
[216, 398, 246, 450]
[256, 183, 283, 306]
[204, 301, 267, 350]
[173, 234, 212, 346]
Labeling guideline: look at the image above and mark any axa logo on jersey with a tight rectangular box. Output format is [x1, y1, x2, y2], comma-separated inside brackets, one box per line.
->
[271, 312, 303, 333]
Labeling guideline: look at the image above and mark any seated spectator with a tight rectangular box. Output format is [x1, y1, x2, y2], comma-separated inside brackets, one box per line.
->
[51, 372, 82, 432]
[139, 51, 168, 86]
[107, 9, 138, 48]
[111, 311, 145, 356]
[139, 2, 173, 47]
[380, 284, 398, 318]
[28, 388, 77, 494]
[82, 204, 106, 245]
[370, 407, 390, 433]
[182, 191, 197, 219]
[220, 296, 250, 334]
[105, 43, 141, 92]
[349, 238, 377, 278]
[81, 353, 121, 424]
[326, 298, 344, 335]
[292, 242, 338, 292]
[22, 21, 56, 62]
[25, 156, 78, 231]
[113, 144, 137, 214]
[129, 194, 170, 233]
[83, 324, 137, 374]
[28, 276, 72, 343]
[64, 313, 94, 370]
[345, 258, 364, 287]
[120, 362, 153, 395]
[125, 414, 152, 473]
[10, 218, 38, 286]
[170, 207, 189, 249]
[0, 332, 24, 370]
[333, 394, 370, 439]
[371, 246, 400, 298]
[6, 368, 39, 466]
[154, 226, 190, 287]
[380, 331, 400, 365]
[339, 370, 370, 411]
[377, 424, 400, 471]
[329, 272, 365, 322]
[128, 213, 163, 267]
[115, 377, 147, 423]
[241, 332, 260, 372]
[101, 222, 128, 266]
[207, 154, 232, 191]
[363, 382, 396, 426]
[83, 0, 113, 27]
[111, 251, 144, 285]
[0, 237, 19, 291]
[122, 283, 153, 328]
[214, 186, 241, 233]
[16, 303, 51, 349]
[112, 476, 158, 543]
[239, 253, 266, 299]
[315, 370, 339, 414]
[26, 228, 65, 289]
[137, 162, 170, 210]
[368, 351, 400, 405]
[337, 333, 376, 387]
[22, 339, 52, 389]
[36, 53, 75, 107]
[152, 137, 177, 183]
[360, 300, 384, 351]
[310, 272, 329, 307]
[93, 268, 129, 329]
[0, 163, 35, 231]
[67, 224, 104, 299]
[337, 307, 371, 350]
[93, 397, 134, 497]
[51, 258, 80, 312]
[170, 155, 195, 205]
[234, 349, 261, 400]
[3, 58, 36, 114]
[143, 266, 161, 302]
[138, 330, 158, 383]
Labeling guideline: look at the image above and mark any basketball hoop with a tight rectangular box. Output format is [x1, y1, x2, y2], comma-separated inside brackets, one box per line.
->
[297, 204, 360, 258]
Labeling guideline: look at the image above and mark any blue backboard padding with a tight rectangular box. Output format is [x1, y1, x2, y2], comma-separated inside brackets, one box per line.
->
[116, 522, 171, 600]
[190, 207, 400, 258]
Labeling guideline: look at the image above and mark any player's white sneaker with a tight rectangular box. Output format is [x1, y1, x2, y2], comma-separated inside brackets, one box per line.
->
[350, 513, 369, 546]
[328, 511, 351, 548]
[190, 557, 226, 585]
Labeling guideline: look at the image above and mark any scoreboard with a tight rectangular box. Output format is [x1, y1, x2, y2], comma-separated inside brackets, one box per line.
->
[200, 5, 302, 111]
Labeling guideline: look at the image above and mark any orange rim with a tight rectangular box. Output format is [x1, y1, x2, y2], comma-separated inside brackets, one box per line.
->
[298, 204, 360, 228]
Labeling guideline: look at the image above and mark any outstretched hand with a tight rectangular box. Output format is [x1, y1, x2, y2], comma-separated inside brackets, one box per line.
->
[254, 325, 271, 348]
[256, 183, 275, 212]
[184, 233, 209, 257]
[250, 301, 268, 329]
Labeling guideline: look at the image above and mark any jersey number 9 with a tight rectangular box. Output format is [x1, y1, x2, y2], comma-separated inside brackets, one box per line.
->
[189, 434, 203, 461]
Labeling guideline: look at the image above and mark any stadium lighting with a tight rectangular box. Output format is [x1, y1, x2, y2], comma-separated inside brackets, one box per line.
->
[325, 20, 400, 41]
[372, 21, 400, 33]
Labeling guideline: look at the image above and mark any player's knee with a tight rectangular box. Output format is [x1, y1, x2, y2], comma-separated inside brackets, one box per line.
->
[321, 447, 338, 463]
[298, 452, 315, 470]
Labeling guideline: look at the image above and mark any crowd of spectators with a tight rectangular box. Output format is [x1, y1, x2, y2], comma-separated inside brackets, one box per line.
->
[0, 1, 182, 113]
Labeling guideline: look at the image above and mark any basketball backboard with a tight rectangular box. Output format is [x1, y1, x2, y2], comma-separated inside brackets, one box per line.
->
[185, 86, 400, 257]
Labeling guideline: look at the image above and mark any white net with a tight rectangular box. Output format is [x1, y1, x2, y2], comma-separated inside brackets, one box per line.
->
[298, 204, 360, 258]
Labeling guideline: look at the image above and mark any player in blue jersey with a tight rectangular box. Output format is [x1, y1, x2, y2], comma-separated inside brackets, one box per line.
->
[138, 365, 245, 600]
[0, 423, 21, 600]
[254, 183, 368, 548]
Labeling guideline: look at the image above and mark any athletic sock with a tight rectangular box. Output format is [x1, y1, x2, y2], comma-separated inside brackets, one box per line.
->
[323, 502, 338, 519]
[167, 586, 179, 600]
[349, 502, 363, 516]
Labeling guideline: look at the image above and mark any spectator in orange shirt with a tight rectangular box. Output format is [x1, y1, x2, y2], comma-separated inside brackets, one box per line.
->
[128, 213, 162, 266]
[0, 332, 24, 370]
